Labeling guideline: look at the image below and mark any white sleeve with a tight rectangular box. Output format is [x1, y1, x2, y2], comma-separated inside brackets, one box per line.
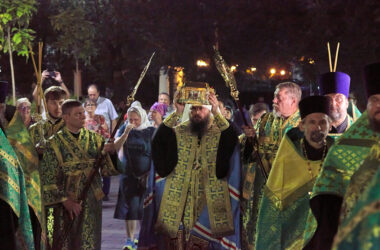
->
[107, 99, 118, 120]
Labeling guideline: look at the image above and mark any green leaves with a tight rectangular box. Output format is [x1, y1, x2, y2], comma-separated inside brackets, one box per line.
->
[0, 13, 12, 24]
[0, 0, 37, 56]
[12, 32, 21, 44]
[50, 6, 97, 66]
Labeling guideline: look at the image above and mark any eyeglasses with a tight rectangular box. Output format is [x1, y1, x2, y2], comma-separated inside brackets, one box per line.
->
[20, 106, 31, 111]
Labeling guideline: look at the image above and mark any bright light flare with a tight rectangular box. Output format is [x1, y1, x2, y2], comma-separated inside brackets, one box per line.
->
[196, 60, 208, 67]
[270, 68, 276, 74]
[231, 65, 237, 72]
[280, 70, 286, 76]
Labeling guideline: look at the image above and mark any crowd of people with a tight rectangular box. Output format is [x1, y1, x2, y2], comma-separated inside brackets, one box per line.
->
[0, 62, 379, 250]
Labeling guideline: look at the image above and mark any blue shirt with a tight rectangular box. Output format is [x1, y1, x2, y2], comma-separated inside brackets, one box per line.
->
[95, 96, 118, 132]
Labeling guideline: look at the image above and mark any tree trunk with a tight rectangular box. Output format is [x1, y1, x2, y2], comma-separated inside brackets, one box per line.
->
[73, 59, 82, 100]
[7, 27, 16, 105]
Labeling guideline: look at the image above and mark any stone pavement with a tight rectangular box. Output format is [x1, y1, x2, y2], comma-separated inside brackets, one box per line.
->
[101, 175, 126, 250]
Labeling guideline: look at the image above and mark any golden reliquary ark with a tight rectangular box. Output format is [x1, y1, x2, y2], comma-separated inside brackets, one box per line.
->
[178, 82, 215, 105]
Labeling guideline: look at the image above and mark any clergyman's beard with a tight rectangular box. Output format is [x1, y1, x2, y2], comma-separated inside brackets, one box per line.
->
[368, 114, 380, 133]
[272, 108, 282, 118]
[330, 106, 344, 122]
[190, 115, 210, 137]
[310, 131, 325, 143]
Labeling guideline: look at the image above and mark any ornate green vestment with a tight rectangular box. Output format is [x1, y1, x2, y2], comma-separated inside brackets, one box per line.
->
[29, 118, 65, 149]
[29, 117, 65, 245]
[255, 128, 333, 250]
[6, 112, 42, 224]
[242, 110, 301, 249]
[40, 127, 121, 250]
[0, 127, 35, 249]
[303, 111, 377, 246]
[155, 112, 234, 239]
[333, 139, 380, 250]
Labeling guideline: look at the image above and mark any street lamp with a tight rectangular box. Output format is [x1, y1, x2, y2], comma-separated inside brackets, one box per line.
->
[280, 70, 286, 76]
[270, 68, 276, 74]
[196, 59, 209, 67]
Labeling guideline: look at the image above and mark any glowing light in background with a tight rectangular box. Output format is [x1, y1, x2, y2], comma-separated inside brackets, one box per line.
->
[196, 60, 209, 67]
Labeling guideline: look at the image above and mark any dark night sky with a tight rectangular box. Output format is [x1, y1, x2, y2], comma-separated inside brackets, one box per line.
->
[1, 0, 379, 108]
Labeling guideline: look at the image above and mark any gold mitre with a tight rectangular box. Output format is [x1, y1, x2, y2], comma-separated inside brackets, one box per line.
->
[178, 81, 215, 105]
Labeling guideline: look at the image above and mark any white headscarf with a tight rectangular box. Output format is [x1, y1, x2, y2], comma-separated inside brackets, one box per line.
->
[127, 101, 151, 130]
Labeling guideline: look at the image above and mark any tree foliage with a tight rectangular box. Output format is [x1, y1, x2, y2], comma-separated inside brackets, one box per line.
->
[50, 3, 96, 66]
[1, 0, 379, 107]
[0, 0, 37, 56]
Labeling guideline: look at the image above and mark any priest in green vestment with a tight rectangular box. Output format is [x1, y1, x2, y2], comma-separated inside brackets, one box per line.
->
[6, 109, 44, 249]
[317, 71, 361, 140]
[331, 62, 380, 250]
[255, 95, 334, 250]
[303, 71, 361, 249]
[242, 82, 302, 249]
[29, 86, 67, 245]
[0, 126, 35, 249]
[29, 86, 67, 154]
[304, 63, 380, 249]
[40, 100, 122, 250]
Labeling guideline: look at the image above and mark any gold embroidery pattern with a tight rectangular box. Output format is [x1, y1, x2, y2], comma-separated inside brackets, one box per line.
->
[0, 171, 20, 193]
[156, 120, 233, 238]
[0, 148, 18, 168]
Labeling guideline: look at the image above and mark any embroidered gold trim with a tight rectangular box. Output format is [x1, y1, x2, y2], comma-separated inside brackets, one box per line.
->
[333, 200, 380, 247]
[8, 139, 39, 167]
[0, 171, 20, 193]
[156, 119, 234, 238]
[0, 149, 18, 168]
[164, 112, 181, 128]
[44, 184, 58, 191]
[264, 179, 315, 211]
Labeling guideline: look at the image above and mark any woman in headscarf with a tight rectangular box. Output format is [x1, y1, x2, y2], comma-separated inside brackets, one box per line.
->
[149, 102, 167, 127]
[114, 101, 155, 250]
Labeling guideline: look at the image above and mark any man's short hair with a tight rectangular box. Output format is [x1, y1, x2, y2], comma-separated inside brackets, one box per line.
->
[87, 84, 99, 93]
[249, 102, 270, 116]
[62, 99, 82, 115]
[276, 82, 302, 102]
[44, 86, 67, 101]
[158, 92, 169, 98]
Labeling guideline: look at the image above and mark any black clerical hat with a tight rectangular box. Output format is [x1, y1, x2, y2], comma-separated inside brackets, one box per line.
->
[299, 96, 331, 119]
[364, 62, 380, 97]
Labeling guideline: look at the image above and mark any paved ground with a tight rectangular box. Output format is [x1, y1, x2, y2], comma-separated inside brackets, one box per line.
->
[101, 176, 126, 250]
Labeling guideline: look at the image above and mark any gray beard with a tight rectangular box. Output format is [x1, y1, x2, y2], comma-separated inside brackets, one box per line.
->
[272, 109, 282, 118]
[330, 111, 343, 122]
[310, 131, 325, 143]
